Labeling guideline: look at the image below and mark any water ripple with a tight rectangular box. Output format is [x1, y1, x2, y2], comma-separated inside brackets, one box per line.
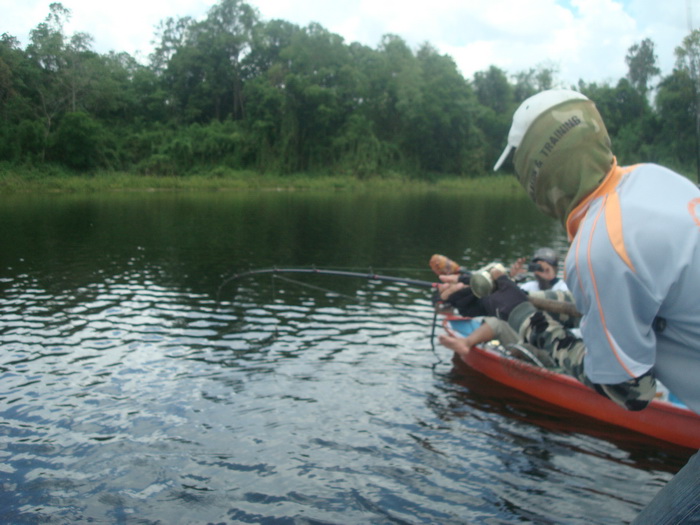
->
[0, 267, 690, 524]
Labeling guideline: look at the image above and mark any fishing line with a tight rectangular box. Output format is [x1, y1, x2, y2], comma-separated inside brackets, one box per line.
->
[271, 274, 359, 301]
[429, 308, 446, 368]
[216, 265, 437, 313]
[219, 265, 447, 368]
[272, 272, 447, 370]
[217, 266, 436, 297]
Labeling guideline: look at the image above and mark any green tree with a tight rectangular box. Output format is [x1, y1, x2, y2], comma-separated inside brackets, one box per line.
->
[362, 34, 424, 173]
[275, 23, 354, 172]
[329, 43, 392, 176]
[238, 20, 300, 171]
[675, 30, 700, 180]
[245, 19, 299, 78]
[150, 15, 195, 74]
[155, 0, 258, 123]
[0, 34, 29, 161]
[578, 80, 646, 137]
[656, 69, 695, 170]
[4, 0, 698, 182]
[473, 66, 514, 171]
[23, 2, 73, 159]
[0, 35, 19, 110]
[626, 38, 660, 98]
[97, 52, 165, 125]
[512, 64, 559, 102]
[578, 79, 653, 164]
[22, 3, 105, 161]
[50, 111, 105, 170]
[410, 44, 480, 174]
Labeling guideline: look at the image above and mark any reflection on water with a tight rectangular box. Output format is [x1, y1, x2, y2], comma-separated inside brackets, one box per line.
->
[0, 192, 691, 524]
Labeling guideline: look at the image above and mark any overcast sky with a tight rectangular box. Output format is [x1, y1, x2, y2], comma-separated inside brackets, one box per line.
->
[0, 0, 694, 86]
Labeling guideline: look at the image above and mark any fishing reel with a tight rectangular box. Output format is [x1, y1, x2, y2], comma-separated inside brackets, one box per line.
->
[469, 262, 507, 298]
[429, 254, 507, 299]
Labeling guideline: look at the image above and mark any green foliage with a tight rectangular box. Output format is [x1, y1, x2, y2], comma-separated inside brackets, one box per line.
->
[655, 69, 697, 170]
[582, 80, 648, 132]
[472, 67, 515, 172]
[332, 113, 395, 177]
[1, 1, 699, 180]
[18, 120, 47, 162]
[626, 38, 660, 96]
[50, 112, 105, 170]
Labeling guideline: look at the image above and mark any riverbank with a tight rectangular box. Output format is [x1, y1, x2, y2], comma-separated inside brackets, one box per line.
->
[0, 167, 524, 195]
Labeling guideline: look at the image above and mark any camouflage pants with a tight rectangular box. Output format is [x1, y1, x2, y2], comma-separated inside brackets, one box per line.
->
[510, 302, 657, 411]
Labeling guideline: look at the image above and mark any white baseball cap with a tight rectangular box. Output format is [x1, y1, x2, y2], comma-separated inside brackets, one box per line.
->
[493, 89, 589, 171]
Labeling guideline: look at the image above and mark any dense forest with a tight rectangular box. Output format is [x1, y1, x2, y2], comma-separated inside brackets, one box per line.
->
[1, 0, 700, 180]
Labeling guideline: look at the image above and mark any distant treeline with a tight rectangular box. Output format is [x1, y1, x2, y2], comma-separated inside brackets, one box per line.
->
[1, 0, 699, 179]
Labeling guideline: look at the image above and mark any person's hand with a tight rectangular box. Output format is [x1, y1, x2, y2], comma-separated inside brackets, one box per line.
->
[480, 274, 528, 320]
[438, 285, 487, 317]
[438, 281, 466, 301]
[509, 257, 527, 278]
[438, 274, 470, 300]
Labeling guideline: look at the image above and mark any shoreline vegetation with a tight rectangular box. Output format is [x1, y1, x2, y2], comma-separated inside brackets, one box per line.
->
[0, 166, 525, 194]
[3, 2, 699, 190]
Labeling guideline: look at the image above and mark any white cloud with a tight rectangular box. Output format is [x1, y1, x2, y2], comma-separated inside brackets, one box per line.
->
[0, 0, 692, 85]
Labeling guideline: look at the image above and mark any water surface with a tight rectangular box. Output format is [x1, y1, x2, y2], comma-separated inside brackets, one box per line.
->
[0, 191, 691, 524]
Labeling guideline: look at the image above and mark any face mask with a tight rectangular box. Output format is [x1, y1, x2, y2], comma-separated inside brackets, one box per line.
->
[513, 99, 613, 225]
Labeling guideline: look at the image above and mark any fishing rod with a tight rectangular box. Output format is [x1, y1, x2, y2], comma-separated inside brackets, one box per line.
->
[220, 266, 581, 317]
[222, 267, 438, 290]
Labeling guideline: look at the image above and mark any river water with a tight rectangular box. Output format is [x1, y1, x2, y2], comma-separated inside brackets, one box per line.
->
[0, 190, 692, 524]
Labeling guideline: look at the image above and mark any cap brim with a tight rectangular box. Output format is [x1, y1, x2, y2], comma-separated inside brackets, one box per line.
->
[532, 257, 557, 266]
[493, 145, 512, 171]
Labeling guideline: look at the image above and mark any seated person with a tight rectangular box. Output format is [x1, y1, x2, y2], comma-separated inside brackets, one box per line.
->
[509, 247, 569, 293]
[431, 251, 576, 355]
[431, 247, 570, 296]
[436, 276, 561, 369]
[439, 268, 657, 412]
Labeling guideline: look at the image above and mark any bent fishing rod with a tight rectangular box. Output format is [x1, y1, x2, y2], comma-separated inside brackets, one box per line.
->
[220, 267, 581, 318]
[221, 267, 438, 290]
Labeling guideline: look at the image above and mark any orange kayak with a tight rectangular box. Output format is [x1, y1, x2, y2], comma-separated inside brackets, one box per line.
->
[446, 317, 700, 450]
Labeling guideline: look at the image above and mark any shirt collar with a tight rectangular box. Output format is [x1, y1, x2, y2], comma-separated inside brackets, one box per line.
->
[565, 158, 640, 240]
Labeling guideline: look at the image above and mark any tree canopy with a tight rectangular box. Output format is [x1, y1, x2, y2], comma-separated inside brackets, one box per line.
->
[0, 0, 698, 180]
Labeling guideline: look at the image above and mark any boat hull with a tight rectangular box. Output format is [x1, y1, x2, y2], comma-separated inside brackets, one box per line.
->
[447, 318, 700, 450]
